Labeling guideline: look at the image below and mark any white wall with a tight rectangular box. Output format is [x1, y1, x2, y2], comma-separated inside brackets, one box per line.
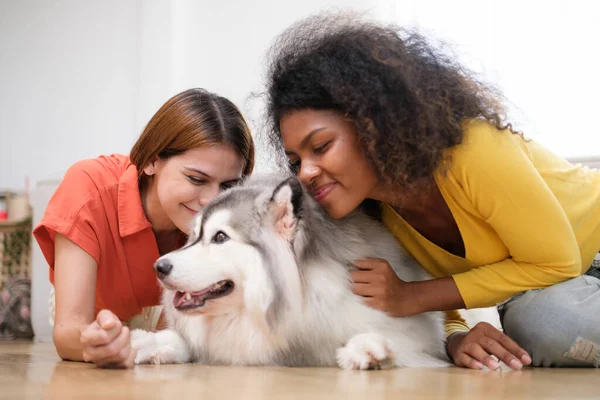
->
[0, 0, 142, 190]
[388, 0, 600, 158]
[2, 0, 600, 191]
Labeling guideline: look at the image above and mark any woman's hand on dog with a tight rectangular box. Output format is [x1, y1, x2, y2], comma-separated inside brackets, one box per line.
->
[446, 322, 532, 370]
[350, 258, 532, 370]
[350, 258, 420, 317]
[79, 309, 137, 368]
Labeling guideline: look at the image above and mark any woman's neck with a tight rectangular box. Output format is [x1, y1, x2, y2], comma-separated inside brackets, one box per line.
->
[369, 179, 437, 214]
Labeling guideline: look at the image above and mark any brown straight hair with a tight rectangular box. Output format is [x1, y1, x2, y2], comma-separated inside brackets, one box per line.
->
[130, 88, 255, 188]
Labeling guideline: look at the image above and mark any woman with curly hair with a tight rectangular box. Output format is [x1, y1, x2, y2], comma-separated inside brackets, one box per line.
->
[265, 13, 600, 369]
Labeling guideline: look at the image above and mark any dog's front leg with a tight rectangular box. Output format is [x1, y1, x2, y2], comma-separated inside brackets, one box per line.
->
[130, 329, 191, 365]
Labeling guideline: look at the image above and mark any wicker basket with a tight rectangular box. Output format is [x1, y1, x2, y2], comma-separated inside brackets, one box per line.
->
[0, 217, 32, 289]
[0, 217, 33, 339]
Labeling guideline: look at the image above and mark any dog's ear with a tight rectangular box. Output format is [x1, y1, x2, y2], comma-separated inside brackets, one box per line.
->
[269, 177, 303, 241]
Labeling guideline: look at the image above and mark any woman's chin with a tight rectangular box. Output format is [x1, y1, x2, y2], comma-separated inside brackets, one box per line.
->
[322, 203, 352, 220]
[321, 195, 364, 219]
[173, 215, 194, 234]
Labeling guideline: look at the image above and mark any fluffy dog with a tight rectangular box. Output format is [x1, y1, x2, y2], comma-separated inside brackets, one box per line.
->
[131, 175, 448, 369]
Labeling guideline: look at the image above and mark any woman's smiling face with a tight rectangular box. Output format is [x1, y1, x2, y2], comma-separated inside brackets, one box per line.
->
[147, 145, 244, 232]
[280, 109, 380, 219]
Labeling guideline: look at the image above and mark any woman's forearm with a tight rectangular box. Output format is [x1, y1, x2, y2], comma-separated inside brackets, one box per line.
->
[409, 276, 466, 314]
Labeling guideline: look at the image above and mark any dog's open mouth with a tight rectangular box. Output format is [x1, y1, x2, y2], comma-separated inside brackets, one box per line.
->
[173, 280, 235, 311]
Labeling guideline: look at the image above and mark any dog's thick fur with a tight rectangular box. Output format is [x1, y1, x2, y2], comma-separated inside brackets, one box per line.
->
[131, 175, 449, 369]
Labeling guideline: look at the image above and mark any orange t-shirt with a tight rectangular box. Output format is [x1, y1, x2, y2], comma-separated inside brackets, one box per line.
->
[33, 154, 165, 321]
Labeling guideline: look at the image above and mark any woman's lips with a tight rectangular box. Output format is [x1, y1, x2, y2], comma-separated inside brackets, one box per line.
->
[182, 204, 198, 215]
[312, 183, 335, 202]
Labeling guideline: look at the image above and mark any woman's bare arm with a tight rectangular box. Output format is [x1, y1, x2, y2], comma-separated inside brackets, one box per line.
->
[52, 233, 98, 361]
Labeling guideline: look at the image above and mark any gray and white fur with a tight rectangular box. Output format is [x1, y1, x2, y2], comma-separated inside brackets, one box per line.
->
[131, 174, 449, 369]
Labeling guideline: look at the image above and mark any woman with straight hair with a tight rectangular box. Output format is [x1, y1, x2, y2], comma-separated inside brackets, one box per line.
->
[34, 88, 255, 368]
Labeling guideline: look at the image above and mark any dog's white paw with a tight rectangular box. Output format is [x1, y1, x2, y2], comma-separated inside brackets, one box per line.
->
[130, 329, 156, 350]
[130, 329, 183, 365]
[336, 333, 395, 370]
[131, 329, 191, 365]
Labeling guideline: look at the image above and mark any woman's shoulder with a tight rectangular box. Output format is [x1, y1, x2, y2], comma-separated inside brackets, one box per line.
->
[45, 154, 133, 222]
[33, 154, 133, 266]
[444, 119, 527, 169]
[64, 154, 132, 187]
[459, 118, 522, 149]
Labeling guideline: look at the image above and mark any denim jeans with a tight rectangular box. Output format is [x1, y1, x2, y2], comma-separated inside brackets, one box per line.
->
[498, 265, 600, 367]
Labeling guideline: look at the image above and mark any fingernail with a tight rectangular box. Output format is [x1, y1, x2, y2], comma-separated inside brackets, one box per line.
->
[474, 361, 484, 370]
[99, 315, 115, 329]
[488, 360, 500, 370]
[521, 354, 532, 365]
[510, 359, 523, 370]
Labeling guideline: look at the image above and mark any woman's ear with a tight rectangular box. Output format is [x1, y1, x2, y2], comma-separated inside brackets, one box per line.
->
[143, 162, 156, 176]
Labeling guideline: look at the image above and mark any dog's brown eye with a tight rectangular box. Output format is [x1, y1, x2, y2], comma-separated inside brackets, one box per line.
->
[212, 231, 229, 244]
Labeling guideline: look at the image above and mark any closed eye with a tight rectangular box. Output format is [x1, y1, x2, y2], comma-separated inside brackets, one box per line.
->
[220, 180, 241, 191]
[313, 141, 331, 154]
[288, 159, 300, 174]
[211, 231, 229, 244]
[187, 175, 207, 185]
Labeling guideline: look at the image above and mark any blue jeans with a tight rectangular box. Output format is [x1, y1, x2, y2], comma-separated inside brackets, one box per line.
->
[498, 266, 600, 367]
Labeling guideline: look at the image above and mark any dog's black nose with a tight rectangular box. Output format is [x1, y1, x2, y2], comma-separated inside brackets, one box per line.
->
[154, 259, 173, 279]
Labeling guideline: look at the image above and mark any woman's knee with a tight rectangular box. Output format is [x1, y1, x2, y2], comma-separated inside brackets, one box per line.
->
[501, 286, 599, 367]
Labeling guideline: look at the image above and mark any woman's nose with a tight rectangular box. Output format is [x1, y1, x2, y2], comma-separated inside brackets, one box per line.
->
[198, 184, 220, 207]
[298, 162, 322, 186]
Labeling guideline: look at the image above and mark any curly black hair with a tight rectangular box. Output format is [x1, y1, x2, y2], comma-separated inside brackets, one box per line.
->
[264, 12, 509, 190]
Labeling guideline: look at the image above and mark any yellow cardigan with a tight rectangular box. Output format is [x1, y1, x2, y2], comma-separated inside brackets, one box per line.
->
[382, 119, 600, 336]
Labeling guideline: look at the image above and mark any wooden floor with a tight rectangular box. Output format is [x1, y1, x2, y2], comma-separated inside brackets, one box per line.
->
[0, 341, 597, 399]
